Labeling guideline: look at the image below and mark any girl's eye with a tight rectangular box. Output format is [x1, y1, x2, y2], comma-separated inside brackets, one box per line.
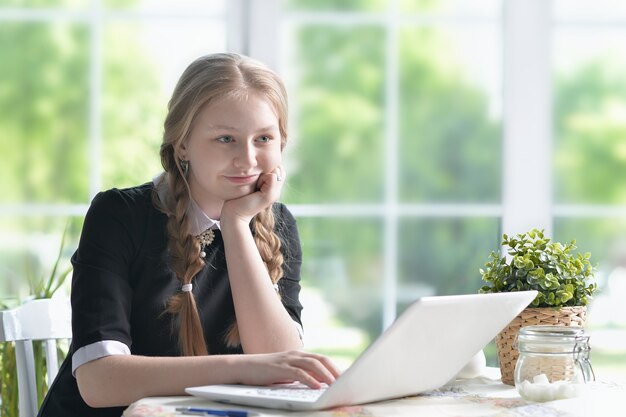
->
[257, 136, 271, 143]
[217, 136, 233, 143]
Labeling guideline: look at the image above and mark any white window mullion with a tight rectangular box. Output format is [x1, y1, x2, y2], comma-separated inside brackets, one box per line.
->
[502, 0, 553, 237]
[554, 204, 626, 218]
[227, 0, 248, 55]
[247, 0, 280, 70]
[382, 0, 400, 330]
[88, 0, 103, 200]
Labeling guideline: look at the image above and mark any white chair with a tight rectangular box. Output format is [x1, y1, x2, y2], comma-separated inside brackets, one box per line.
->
[0, 297, 72, 417]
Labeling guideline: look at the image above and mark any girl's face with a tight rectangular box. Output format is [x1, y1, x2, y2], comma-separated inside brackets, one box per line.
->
[180, 92, 282, 218]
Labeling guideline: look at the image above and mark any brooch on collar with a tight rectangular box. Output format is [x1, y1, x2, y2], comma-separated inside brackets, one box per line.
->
[196, 228, 215, 259]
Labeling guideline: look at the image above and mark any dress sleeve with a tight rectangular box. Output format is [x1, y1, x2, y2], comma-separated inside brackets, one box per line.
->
[70, 189, 143, 358]
[274, 203, 304, 329]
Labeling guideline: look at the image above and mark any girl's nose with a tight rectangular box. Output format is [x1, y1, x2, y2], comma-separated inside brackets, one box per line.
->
[233, 143, 257, 169]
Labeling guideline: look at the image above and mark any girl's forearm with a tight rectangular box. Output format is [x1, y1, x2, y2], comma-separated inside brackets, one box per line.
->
[76, 354, 240, 408]
[76, 350, 339, 408]
[220, 217, 303, 353]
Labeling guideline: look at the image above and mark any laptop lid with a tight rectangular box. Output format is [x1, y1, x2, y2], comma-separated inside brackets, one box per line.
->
[186, 291, 537, 410]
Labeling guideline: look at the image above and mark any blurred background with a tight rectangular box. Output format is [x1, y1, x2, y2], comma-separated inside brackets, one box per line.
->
[1, 0, 625, 382]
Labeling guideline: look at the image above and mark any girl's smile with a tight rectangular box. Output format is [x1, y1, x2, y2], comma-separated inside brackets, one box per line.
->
[224, 174, 260, 185]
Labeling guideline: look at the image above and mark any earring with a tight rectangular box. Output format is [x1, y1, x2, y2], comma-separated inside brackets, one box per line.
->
[180, 159, 189, 176]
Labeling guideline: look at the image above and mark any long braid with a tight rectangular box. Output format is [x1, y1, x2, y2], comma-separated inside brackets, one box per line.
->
[254, 207, 284, 285]
[223, 206, 284, 347]
[161, 152, 208, 356]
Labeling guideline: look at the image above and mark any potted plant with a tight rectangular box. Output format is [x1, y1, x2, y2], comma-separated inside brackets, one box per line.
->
[0, 223, 72, 417]
[479, 228, 597, 385]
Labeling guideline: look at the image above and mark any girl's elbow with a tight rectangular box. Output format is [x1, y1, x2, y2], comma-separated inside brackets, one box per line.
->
[76, 368, 102, 407]
[75, 361, 116, 408]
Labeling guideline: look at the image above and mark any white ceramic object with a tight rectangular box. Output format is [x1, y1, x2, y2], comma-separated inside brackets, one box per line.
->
[455, 349, 487, 379]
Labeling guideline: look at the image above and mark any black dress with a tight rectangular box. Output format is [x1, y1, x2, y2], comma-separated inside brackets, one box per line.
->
[37, 183, 303, 417]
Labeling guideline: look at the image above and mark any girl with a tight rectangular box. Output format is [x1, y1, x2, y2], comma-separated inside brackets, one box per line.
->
[38, 53, 339, 417]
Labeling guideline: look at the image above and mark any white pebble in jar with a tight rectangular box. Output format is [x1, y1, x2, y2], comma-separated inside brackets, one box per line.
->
[516, 373, 584, 402]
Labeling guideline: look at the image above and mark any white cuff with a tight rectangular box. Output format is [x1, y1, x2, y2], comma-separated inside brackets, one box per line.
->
[72, 340, 131, 377]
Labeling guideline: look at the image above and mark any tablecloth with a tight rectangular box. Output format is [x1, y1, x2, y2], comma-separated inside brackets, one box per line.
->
[123, 371, 624, 417]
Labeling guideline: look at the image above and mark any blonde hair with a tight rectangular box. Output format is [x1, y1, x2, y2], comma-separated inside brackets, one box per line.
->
[156, 53, 288, 355]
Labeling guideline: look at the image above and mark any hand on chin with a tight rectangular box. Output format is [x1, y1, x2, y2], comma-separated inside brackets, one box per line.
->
[221, 171, 283, 224]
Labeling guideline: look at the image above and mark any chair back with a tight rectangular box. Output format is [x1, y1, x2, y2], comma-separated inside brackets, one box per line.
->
[0, 297, 72, 417]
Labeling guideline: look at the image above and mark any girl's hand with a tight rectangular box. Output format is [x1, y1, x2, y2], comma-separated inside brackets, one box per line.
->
[234, 350, 342, 389]
[221, 166, 284, 224]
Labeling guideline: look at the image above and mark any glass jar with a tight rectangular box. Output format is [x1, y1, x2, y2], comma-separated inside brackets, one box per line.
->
[514, 325, 595, 402]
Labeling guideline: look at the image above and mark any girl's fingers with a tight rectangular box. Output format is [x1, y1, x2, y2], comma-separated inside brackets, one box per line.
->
[284, 351, 340, 387]
[258, 169, 283, 195]
[312, 353, 342, 379]
[290, 357, 336, 385]
[259, 167, 284, 204]
[275, 166, 283, 182]
[239, 351, 340, 389]
[290, 367, 324, 389]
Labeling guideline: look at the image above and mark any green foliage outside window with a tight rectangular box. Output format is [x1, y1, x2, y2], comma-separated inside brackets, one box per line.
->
[284, 9, 502, 341]
[284, 0, 387, 12]
[554, 60, 626, 204]
[0, 22, 89, 204]
[398, 27, 501, 203]
[100, 23, 164, 190]
[284, 25, 386, 203]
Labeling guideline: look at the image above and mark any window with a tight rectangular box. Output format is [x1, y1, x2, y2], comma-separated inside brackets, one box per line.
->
[270, 0, 626, 379]
[276, 0, 503, 366]
[553, 0, 626, 383]
[0, 0, 227, 302]
[1, 0, 625, 382]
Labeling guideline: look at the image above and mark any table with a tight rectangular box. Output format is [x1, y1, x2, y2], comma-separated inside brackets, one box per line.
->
[123, 369, 625, 417]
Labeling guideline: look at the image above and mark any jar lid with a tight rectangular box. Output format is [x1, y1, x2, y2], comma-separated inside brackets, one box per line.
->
[518, 325, 587, 344]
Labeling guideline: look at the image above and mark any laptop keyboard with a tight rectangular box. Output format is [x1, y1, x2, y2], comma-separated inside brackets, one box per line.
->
[251, 384, 327, 401]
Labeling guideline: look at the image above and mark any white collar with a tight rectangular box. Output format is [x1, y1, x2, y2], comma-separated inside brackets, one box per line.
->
[152, 172, 220, 236]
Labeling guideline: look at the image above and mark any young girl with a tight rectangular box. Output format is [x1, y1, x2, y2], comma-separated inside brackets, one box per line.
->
[38, 53, 339, 417]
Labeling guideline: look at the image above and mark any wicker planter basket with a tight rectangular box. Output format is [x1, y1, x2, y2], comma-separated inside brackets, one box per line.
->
[495, 306, 587, 385]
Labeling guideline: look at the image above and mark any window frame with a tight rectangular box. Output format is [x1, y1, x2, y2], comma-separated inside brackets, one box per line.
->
[3, 0, 626, 330]
[247, 0, 626, 331]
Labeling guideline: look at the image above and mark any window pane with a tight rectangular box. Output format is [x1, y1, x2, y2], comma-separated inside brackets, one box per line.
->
[399, 0, 501, 16]
[0, 22, 89, 204]
[282, 25, 385, 204]
[297, 217, 383, 365]
[553, 28, 626, 204]
[554, 0, 626, 21]
[398, 217, 500, 306]
[104, 0, 224, 13]
[554, 218, 626, 383]
[0, 216, 80, 301]
[283, 0, 386, 12]
[101, 20, 227, 189]
[0, 0, 86, 7]
[399, 25, 502, 203]
[398, 217, 500, 365]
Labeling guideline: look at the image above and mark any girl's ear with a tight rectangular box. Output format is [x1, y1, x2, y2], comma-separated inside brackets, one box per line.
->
[176, 142, 188, 161]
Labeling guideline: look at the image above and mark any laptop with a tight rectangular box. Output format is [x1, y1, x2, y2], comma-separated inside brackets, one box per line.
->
[186, 291, 537, 410]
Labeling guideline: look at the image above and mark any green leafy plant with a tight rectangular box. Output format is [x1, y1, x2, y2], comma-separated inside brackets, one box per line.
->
[0, 223, 72, 417]
[480, 228, 597, 307]
[26, 223, 73, 300]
